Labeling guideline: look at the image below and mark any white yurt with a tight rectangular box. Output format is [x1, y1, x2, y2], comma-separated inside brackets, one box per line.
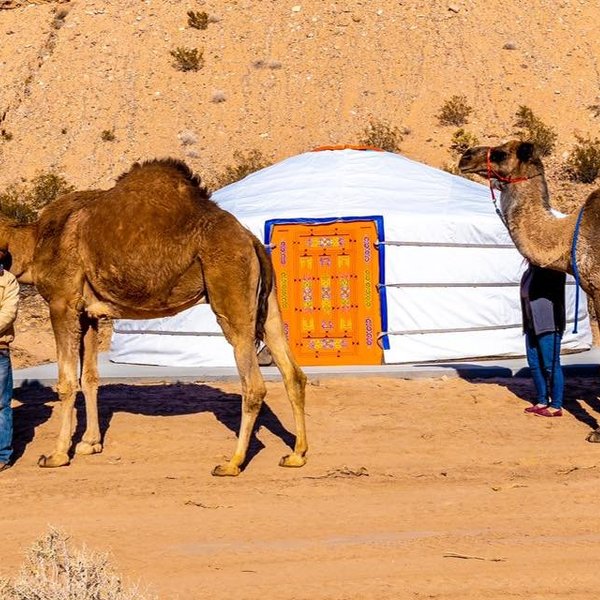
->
[109, 147, 592, 367]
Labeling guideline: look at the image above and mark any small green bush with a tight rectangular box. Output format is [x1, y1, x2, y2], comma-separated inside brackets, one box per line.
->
[513, 105, 557, 156]
[187, 10, 209, 30]
[212, 149, 272, 190]
[170, 47, 204, 72]
[0, 171, 74, 223]
[437, 95, 473, 126]
[565, 135, 600, 183]
[358, 118, 403, 153]
[449, 128, 479, 155]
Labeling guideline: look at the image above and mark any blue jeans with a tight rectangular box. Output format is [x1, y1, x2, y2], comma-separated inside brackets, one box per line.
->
[525, 331, 564, 409]
[0, 351, 13, 464]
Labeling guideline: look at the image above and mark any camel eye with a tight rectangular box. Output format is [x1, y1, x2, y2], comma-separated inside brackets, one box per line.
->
[490, 150, 507, 163]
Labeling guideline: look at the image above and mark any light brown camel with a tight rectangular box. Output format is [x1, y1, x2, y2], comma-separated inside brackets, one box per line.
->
[459, 139, 600, 442]
[2, 159, 308, 474]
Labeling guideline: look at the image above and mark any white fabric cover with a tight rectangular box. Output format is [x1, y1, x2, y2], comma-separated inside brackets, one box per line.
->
[110, 149, 592, 366]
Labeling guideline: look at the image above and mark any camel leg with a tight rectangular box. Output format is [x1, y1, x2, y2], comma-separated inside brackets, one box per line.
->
[587, 295, 600, 443]
[38, 302, 81, 468]
[263, 289, 308, 467]
[212, 322, 267, 477]
[75, 315, 102, 456]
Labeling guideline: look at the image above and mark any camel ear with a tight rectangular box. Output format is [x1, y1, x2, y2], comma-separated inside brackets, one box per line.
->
[516, 141, 536, 162]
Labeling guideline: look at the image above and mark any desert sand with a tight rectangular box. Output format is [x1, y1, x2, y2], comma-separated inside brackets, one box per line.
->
[2, 372, 600, 599]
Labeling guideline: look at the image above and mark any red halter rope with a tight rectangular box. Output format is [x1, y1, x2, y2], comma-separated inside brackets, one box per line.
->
[486, 147, 530, 202]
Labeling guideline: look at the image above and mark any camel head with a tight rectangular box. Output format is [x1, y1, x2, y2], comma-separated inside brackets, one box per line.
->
[458, 139, 544, 181]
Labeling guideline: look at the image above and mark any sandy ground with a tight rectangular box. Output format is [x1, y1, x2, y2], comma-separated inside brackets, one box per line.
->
[1, 374, 600, 599]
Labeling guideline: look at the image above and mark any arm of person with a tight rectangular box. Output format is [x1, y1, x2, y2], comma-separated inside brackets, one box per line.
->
[0, 275, 19, 335]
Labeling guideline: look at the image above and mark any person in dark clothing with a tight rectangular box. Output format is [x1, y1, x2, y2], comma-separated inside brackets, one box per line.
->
[520, 263, 566, 417]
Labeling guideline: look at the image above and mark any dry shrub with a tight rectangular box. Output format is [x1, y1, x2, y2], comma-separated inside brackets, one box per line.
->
[0, 528, 156, 600]
[565, 135, 600, 183]
[0, 171, 74, 224]
[170, 47, 204, 72]
[100, 129, 116, 142]
[210, 90, 226, 103]
[52, 7, 69, 29]
[358, 118, 403, 153]
[513, 105, 557, 157]
[437, 95, 473, 127]
[187, 10, 209, 30]
[449, 128, 479, 155]
[588, 104, 600, 118]
[211, 149, 272, 190]
[177, 129, 198, 146]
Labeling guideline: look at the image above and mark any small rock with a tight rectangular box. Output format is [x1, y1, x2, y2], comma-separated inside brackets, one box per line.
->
[291, 5, 301, 12]
[448, 4, 460, 13]
[503, 41, 517, 50]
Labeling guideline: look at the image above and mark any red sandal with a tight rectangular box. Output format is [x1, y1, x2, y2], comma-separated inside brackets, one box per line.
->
[524, 404, 547, 414]
[534, 407, 563, 417]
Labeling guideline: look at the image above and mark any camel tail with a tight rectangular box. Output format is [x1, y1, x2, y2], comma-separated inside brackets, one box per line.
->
[253, 236, 274, 344]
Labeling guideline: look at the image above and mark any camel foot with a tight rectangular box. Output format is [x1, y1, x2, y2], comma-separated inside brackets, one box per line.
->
[279, 453, 307, 468]
[75, 441, 103, 455]
[211, 462, 241, 477]
[38, 452, 70, 468]
[586, 429, 600, 443]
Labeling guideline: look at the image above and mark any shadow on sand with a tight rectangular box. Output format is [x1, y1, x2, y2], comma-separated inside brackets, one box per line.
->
[420, 361, 600, 434]
[12, 380, 296, 468]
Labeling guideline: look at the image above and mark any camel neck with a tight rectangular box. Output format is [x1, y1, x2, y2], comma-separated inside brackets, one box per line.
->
[501, 176, 575, 273]
[0, 218, 37, 283]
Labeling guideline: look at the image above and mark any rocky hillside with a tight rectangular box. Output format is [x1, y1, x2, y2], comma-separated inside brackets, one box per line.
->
[0, 0, 599, 203]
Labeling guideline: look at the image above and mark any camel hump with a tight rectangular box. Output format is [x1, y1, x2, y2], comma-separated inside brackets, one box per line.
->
[117, 158, 210, 195]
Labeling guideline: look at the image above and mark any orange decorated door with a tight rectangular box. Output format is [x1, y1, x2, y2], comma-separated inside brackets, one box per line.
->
[269, 220, 383, 366]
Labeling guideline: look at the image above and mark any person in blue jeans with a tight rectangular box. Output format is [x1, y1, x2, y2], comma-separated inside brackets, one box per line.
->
[0, 248, 20, 471]
[520, 263, 566, 417]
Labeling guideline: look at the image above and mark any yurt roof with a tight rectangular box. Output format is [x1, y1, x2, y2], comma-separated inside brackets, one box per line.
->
[212, 147, 498, 224]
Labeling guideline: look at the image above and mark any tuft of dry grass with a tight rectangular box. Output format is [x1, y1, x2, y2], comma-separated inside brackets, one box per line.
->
[210, 90, 226, 103]
[0, 527, 156, 600]
[177, 129, 198, 146]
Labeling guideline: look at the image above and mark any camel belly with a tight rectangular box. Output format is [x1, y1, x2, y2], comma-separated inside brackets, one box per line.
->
[82, 257, 206, 317]
[84, 295, 208, 320]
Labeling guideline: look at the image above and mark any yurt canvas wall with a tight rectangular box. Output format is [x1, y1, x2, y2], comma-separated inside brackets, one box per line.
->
[109, 148, 592, 367]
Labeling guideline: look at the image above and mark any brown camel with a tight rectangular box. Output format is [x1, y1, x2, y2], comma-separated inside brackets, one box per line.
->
[2, 158, 308, 474]
[459, 139, 600, 441]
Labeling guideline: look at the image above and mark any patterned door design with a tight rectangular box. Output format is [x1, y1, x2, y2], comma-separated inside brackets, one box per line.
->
[269, 220, 383, 366]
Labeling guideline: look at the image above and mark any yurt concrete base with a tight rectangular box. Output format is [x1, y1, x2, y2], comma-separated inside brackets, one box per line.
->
[13, 349, 600, 389]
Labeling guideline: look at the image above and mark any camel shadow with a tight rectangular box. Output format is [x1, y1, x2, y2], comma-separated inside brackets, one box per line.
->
[13, 381, 296, 469]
